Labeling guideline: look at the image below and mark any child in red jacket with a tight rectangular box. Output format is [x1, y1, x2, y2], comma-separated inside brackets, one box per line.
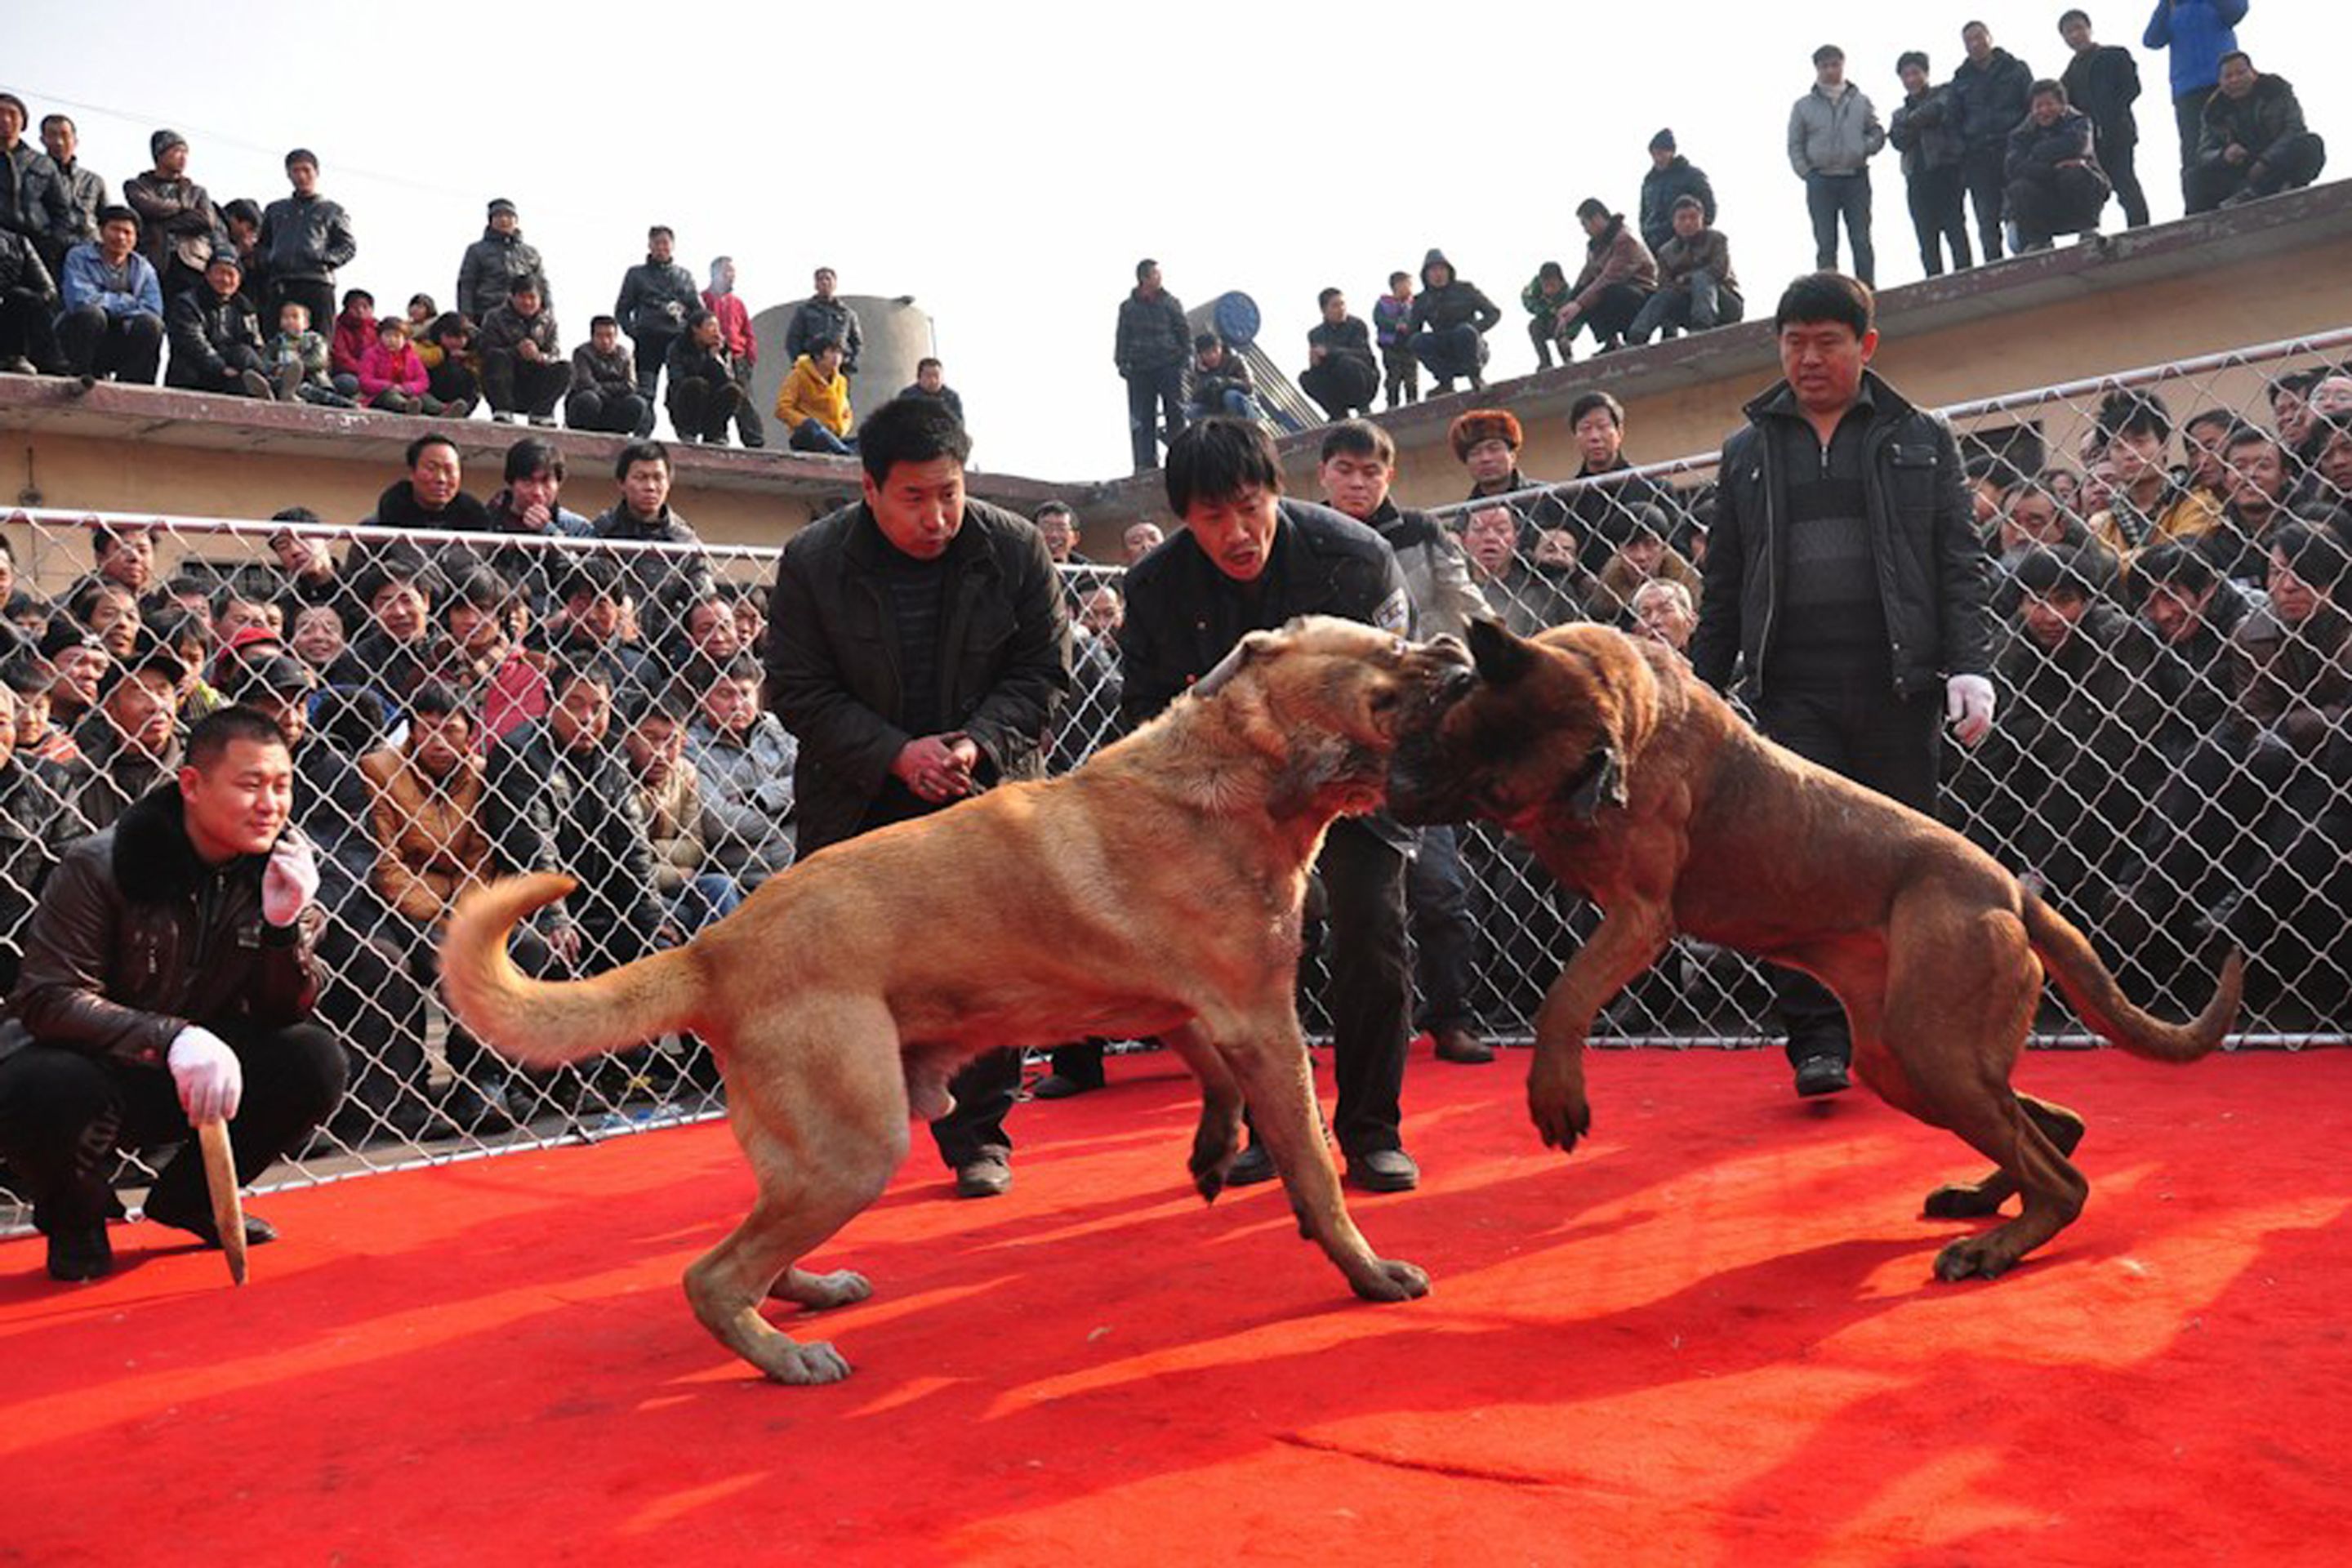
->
[357, 316, 465, 416]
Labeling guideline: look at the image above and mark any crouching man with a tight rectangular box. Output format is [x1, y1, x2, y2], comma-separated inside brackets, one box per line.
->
[0, 707, 344, 1281]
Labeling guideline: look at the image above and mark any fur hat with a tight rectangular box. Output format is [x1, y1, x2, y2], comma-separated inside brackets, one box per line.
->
[1449, 409, 1523, 462]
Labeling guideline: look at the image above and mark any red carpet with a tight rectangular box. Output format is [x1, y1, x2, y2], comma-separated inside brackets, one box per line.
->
[7, 1045, 2350, 1566]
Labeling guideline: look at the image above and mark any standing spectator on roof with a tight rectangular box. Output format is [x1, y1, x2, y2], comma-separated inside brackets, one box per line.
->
[701, 255, 765, 449]
[1373, 270, 1418, 409]
[456, 198, 543, 322]
[123, 131, 219, 307]
[1637, 129, 1717, 256]
[2060, 10, 2151, 228]
[614, 225, 700, 435]
[1949, 20, 2035, 264]
[257, 149, 356, 352]
[1891, 50, 1974, 276]
[1788, 45, 1885, 287]
[783, 266, 862, 376]
[1114, 257, 1190, 472]
[2145, 0, 2247, 203]
[0, 96, 71, 278]
[36, 115, 102, 274]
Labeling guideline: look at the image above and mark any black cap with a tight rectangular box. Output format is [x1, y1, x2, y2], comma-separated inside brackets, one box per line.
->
[37, 620, 105, 661]
[226, 653, 314, 700]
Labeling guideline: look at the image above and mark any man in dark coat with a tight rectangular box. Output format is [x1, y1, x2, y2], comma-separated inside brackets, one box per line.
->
[2186, 51, 2328, 212]
[256, 149, 357, 354]
[1298, 287, 1379, 422]
[1114, 257, 1190, 473]
[1637, 128, 1718, 254]
[456, 197, 545, 321]
[613, 225, 702, 433]
[1890, 50, 1973, 275]
[1119, 417, 1423, 1193]
[2059, 9, 2149, 227]
[1403, 247, 1502, 394]
[0, 708, 344, 1282]
[764, 396, 1071, 1199]
[1949, 20, 2035, 262]
[2005, 80, 2112, 249]
[782, 266, 863, 374]
[163, 247, 272, 398]
[1690, 273, 1993, 1098]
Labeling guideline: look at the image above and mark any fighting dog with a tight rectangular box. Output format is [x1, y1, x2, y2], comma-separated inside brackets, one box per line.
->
[1388, 618, 2242, 1281]
[441, 616, 1467, 1383]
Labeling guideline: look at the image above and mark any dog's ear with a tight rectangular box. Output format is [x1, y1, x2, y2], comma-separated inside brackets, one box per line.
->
[1559, 742, 1626, 822]
[1468, 618, 1535, 687]
[1193, 629, 1281, 700]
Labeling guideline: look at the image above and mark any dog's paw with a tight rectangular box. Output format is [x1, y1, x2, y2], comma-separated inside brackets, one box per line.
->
[759, 1339, 855, 1385]
[1922, 1183, 2008, 1219]
[1194, 1166, 1225, 1205]
[1932, 1236, 2018, 1282]
[1351, 1257, 1431, 1303]
[783, 1268, 873, 1312]
[1527, 1089, 1592, 1154]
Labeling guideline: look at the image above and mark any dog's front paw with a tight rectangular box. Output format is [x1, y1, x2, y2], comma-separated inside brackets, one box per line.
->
[1922, 1182, 2008, 1219]
[1527, 1078, 1592, 1153]
[1350, 1257, 1431, 1303]
[1933, 1235, 2020, 1282]
[758, 1339, 855, 1385]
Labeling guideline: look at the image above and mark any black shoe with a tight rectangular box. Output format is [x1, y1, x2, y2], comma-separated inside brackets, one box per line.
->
[1224, 1142, 1277, 1187]
[1432, 1027, 1494, 1065]
[953, 1153, 1011, 1199]
[143, 1193, 279, 1250]
[1031, 1072, 1101, 1101]
[47, 1225, 114, 1281]
[1793, 1054, 1851, 1098]
[1344, 1148, 1421, 1193]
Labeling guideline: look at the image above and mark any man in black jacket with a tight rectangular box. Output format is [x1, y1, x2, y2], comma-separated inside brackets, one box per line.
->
[0, 225, 60, 374]
[258, 149, 357, 355]
[614, 226, 702, 434]
[1690, 273, 1993, 1098]
[1298, 287, 1378, 422]
[163, 247, 274, 399]
[1115, 258, 1189, 473]
[456, 198, 545, 321]
[1120, 417, 1423, 1192]
[2059, 10, 2149, 228]
[2186, 51, 2328, 212]
[0, 707, 343, 1282]
[1637, 129, 1717, 256]
[1404, 248, 1501, 394]
[1949, 21, 2035, 263]
[764, 396, 1071, 1198]
[1891, 50, 1973, 276]
[782, 267, 862, 375]
[2005, 80, 2113, 250]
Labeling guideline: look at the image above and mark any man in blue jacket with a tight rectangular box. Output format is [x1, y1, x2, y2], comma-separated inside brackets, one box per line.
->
[56, 206, 163, 384]
[2145, 0, 2247, 200]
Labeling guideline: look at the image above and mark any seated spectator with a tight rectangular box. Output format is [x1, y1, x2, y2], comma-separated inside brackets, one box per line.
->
[424, 564, 541, 710]
[773, 337, 855, 455]
[145, 605, 219, 720]
[214, 580, 284, 644]
[477, 435, 594, 612]
[1298, 287, 1378, 421]
[564, 314, 644, 435]
[620, 683, 739, 938]
[2187, 51, 2328, 212]
[327, 287, 376, 390]
[70, 519, 158, 611]
[897, 355, 964, 424]
[725, 581, 767, 662]
[359, 682, 515, 1131]
[0, 706, 344, 1282]
[265, 299, 354, 407]
[2088, 388, 2221, 553]
[263, 508, 355, 618]
[538, 553, 651, 694]
[1449, 408, 1568, 545]
[1553, 199, 1659, 360]
[1990, 476, 2116, 607]
[10, 650, 80, 764]
[699, 255, 765, 450]
[403, 293, 437, 336]
[1122, 521, 1165, 564]
[1521, 262, 1574, 371]
[665, 588, 746, 689]
[1186, 333, 1257, 421]
[66, 579, 140, 659]
[1627, 196, 1744, 345]
[2005, 79, 2112, 249]
[359, 314, 467, 417]
[782, 265, 862, 374]
[330, 559, 440, 710]
[478, 275, 564, 427]
[682, 655, 796, 889]
[2293, 414, 2352, 523]
[290, 600, 347, 676]
[0, 225, 61, 375]
[53, 627, 184, 842]
[2133, 539, 2252, 737]
[1588, 508, 1703, 625]
[36, 621, 108, 733]
[664, 307, 747, 445]
[456, 198, 542, 323]
[2200, 424, 2293, 584]
[1946, 546, 2185, 929]
[1566, 390, 1684, 563]
[1630, 577, 1697, 657]
[590, 439, 713, 616]
[56, 206, 163, 385]
[363, 430, 495, 545]
[416, 310, 479, 412]
[1405, 248, 1500, 394]
[1459, 502, 1583, 634]
[0, 675, 74, 992]
[163, 246, 274, 399]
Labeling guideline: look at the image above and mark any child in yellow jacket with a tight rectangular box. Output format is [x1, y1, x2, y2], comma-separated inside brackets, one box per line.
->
[773, 339, 854, 454]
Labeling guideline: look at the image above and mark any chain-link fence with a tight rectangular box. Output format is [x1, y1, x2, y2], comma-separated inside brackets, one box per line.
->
[1, 327, 2345, 1233]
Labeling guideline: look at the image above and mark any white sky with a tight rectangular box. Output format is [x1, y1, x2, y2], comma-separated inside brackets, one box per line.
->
[9, 1, 2347, 483]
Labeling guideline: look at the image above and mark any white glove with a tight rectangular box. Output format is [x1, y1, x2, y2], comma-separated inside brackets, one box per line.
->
[262, 832, 320, 926]
[1946, 674, 1996, 748]
[168, 1026, 243, 1125]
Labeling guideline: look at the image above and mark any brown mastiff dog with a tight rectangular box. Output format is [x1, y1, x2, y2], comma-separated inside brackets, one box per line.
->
[1388, 619, 2243, 1282]
[440, 616, 1465, 1383]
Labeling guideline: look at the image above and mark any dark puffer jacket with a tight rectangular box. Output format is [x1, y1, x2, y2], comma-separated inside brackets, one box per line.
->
[1891, 87, 1967, 175]
[2006, 106, 2110, 188]
[614, 257, 701, 342]
[2197, 74, 2317, 172]
[1406, 249, 1503, 338]
[1949, 47, 2035, 151]
[1114, 285, 1190, 377]
[783, 296, 864, 372]
[258, 189, 357, 283]
[163, 286, 265, 388]
[457, 225, 546, 319]
[0, 786, 323, 1068]
[1637, 157, 1717, 254]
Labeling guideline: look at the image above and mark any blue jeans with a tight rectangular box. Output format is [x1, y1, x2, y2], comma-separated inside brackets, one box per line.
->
[1125, 363, 1187, 470]
[1804, 170, 1875, 285]
[670, 872, 743, 936]
[788, 419, 856, 455]
[1625, 270, 1744, 345]
[1187, 389, 1262, 422]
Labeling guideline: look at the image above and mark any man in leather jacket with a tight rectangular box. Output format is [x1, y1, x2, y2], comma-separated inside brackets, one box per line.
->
[257, 149, 357, 359]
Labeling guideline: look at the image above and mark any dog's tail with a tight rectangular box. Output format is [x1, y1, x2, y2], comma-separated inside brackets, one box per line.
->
[2024, 891, 2243, 1063]
[439, 874, 704, 1068]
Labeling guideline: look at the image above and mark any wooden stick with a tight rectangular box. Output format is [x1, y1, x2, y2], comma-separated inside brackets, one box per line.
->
[196, 1119, 247, 1286]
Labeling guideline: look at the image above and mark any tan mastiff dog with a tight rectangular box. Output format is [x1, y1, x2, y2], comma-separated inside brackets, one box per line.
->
[1388, 618, 2243, 1282]
[441, 616, 1466, 1383]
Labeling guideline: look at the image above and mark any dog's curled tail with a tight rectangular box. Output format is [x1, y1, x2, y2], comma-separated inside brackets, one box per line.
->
[439, 873, 702, 1068]
[2024, 892, 2244, 1062]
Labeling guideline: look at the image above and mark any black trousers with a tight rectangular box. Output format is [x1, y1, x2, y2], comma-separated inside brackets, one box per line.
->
[1125, 363, 1187, 472]
[1960, 145, 2009, 262]
[2008, 167, 2111, 247]
[56, 307, 163, 383]
[1905, 163, 1974, 275]
[1558, 283, 1651, 354]
[480, 349, 567, 416]
[2103, 134, 2152, 228]
[269, 280, 338, 348]
[666, 366, 746, 443]
[2172, 87, 2216, 206]
[426, 358, 479, 409]
[1299, 355, 1379, 422]
[728, 359, 766, 448]
[630, 325, 679, 412]
[1312, 817, 1413, 1157]
[1405, 824, 1478, 1035]
[0, 290, 63, 368]
[0, 1022, 345, 1236]
[1751, 679, 1943, 1066]
[168, 341, 270, 395]
[566, 385, 646, 434]
[2184, 133, 2329, 212]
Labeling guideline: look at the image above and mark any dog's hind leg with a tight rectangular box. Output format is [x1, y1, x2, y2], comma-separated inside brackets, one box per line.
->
[1922, 1094, 2086, 1218]
[1214, 1009, 1428, 1303]
[1162, 1019, 1245, 1201]
[684, 1004, 908, 1383]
